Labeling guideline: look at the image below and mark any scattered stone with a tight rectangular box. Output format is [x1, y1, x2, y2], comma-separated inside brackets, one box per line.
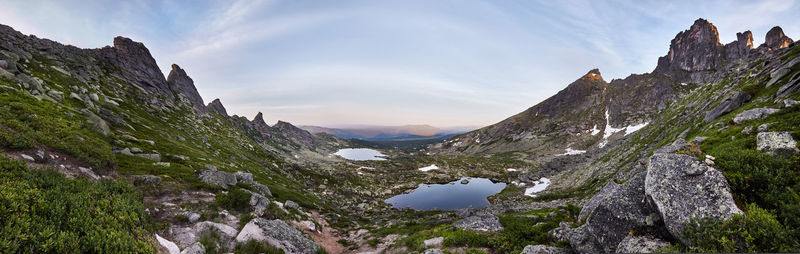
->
[703, 91, 751, 123]
[461, 179, 470, 184]
[782, 99, 800, 108]
[741, 126, 753, 134]
[132, 175, 161, 185]
[615, 235, 670, 253]
[234, 171, 254, 183]
[89, 93, 99, 102]
[299, 220, 316, 232]
[733, 108, 779, 124]
[153, 162, 171, 167]
[244, 189, 270, 216]
[423, 237, 444, 248]
[456, 207, 476, 218]
[521, 244, 571, 254]
[235, 218, 320, 254]
[135, 153, 161, 161]
[196, 169, 237, 189]
[118, 148, 134, 156]
[194, 221, 238, 243]
[453, 214, 503, 232]
[86, 112, 110, 136]
[181, 212, 201, 223]
[549, 222, 602, 253]
[251, 182, 272, 197]
[130, 147, 143, 153]
[78, 167, 100, 180]
[645, 153, 742, 244]
[756, 131, 800, 157]
[757, 123, 772, 133]
[20, 154, 35, 161]
[121, 134, 138, 142]
[422, 249, 444, 254]
[284, 200, 300, 210]
[180, 242, 205, 254]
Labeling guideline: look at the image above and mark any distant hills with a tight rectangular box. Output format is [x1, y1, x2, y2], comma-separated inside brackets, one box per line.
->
[300, 124, 476, 140]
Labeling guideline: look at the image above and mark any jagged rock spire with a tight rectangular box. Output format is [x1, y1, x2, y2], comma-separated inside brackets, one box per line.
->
[206, 98, 228, 116]
[167, 64, 207, 113]
[100, 37, 172, 99]
[252, 112, 271, 131]
[725, 31, 754, 59]
[763, 26, 793, 50]
[655, 18, 725, 74]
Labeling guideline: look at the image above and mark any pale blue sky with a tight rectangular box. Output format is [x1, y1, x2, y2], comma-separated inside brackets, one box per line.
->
[2, 0, 798, 127]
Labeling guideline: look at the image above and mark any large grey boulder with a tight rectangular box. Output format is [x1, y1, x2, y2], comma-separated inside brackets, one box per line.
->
[235, 218, 320, 254]
[585, 172, 658, 252]
[196, 170, 237, 189]
[521, 245, 571, 254]
[132, 175, 161, 185]
[86, 112, 110, 136]
[645, 154, 742, 244]
[244, 189, 270, 216]
[550, 222, 602, 254]
[180, 242, 205, 254]
[423, 237, 443, 248]
[453, 214, 503, 232]
[134, 153, 161, 162]
[284, 200, 300, 210]
[756, 131, 799, 157]
[615, 235, 670, 253]
[579, 181, 619, 220]
[732, 108, 779, 124]
[234, 171, 254, 183]
[703, 91, 751, 123]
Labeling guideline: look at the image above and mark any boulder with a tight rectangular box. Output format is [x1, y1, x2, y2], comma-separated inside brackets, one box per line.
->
[134, 153, 161, 162]
[645, 154, 742, 244]
[776, 74, 800, 98]
[132, 175, 161, 185]
[180, 242, 205, 254]
[653, 139, 689, 154]
[756, 131, 799, 157]
[732, 108, 779, 124]
[453, 214, 503, 232]
[86, 112, 110, 136]
[181, 212, 201, 223]
[235, 218, 320, 254]
[521, 244, 571, 254]
[763, 26, 793, 50]
[423, 249, 444, 254]
[549, 222, 603, 253]
[423, 237, 443, 248]
[156, 233, 180, 254]
[251, 182, 272, 197]
[234, 171, 254, 183]
[781, 99, 800, 108]
[244, 189, 270, 216]
[579, 181, 619, 220]
[703, 92, 751, 123]
[284, 200, 300, 210]
[196, 170, 237, 189]
[692, 136, 708, 146]
[585, 171, 657, 252]
[615, 235, 670, 253]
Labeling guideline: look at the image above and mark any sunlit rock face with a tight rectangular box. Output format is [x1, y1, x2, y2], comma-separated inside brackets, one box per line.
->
[763, 26, 794, 50]
[655, 18, 725, 74]
[724, 31, 754, 59]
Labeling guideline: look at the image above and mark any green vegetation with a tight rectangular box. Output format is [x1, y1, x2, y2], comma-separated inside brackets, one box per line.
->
[234, 239, 284, 254]
[0, 156, 155, 253]
[216, 187, 253, 213]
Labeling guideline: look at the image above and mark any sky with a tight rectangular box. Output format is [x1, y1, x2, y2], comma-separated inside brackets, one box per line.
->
[1, 0, 799, 127]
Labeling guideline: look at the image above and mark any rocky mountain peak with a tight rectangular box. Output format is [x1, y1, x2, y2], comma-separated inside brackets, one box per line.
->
[252, 112, 270, 128]
[582, 68, 604, 81]
[167, 64, 207, 113]
[206, 98, 228, 116]
[655, 18, 725, 74]
[764, 26, 793, 50]
[100, 36, 172, 99]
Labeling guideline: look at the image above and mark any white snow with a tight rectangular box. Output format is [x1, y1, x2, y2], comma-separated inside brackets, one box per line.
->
[598, 109, 649, 148]
[561, 148, 587, 155]
[418, 164, 439, 172]
[506, 168, 518, 172]
[524, 178, 551, 197]
[155, 234, 180, 254]
[590, 125, 600, 135]
[20, 154, 35, 161]
[333, 148, 387, 161]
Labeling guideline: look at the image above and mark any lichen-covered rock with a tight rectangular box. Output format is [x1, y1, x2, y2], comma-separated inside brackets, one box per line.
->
[180, 242, 205, 254]
[703, 91, 751, 123]
[284, 200, 300, 210]
[234, 171, 254, 183]
[732, 108, 779, 124]
[196, 170, 237, 189]
[453, 214, 503, 232]
[86, 112, 110, 136]
[423, 249, 444, 254]
[235, 218, 320, 254]
[549, 222, 602, 254]
[132, 175, 161, 185]
[521, 244, 571, 254]
[645, 153, 742, 244]
[756, 131, 799, 157]
[134, 153, 161, 162]
[423, 237, 443, 248]
[244, 189, 270, 216]
[586, 171, 658, 252]
[579, 180, 619, 220]
[615, 235, 670, 253]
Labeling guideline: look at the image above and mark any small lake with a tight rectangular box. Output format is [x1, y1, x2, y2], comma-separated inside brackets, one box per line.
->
[385, 177, 506, 210]
[333, 148, 387, 161]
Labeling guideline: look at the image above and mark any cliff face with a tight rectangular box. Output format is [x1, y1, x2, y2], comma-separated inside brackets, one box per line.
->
[167, 64, 207, 114]
[655, 19, 726, 74]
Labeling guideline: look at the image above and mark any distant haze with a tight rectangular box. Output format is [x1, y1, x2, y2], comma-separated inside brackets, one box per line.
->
[2, 0, 798, 126]
[300, 124, 476, 140]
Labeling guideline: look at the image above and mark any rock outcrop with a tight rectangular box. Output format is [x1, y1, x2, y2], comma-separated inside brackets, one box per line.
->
[654, 18, 725, 79]
[196, 169, 237, 189]
[521, 244, 571, 254]
[645, 153, 742, 244]
[550, 223, 603, 253]
[756, 131, 799, 157]
[703, 91, 751, 123]
[724, 31, 754, 59]
[206, 98, 228, 116]
[732, 108, 779, 124]
[167, 64, 207, 114]
[453, 214, 503, 232]
[763, 26, 794, 50]
[99, 37, 173, 99]
[236, 218, 320, 254]
[615, 235, 670, 253]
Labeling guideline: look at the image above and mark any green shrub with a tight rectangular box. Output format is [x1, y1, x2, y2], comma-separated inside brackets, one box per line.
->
[680, 203, 798, 252]
[239, 213, 256, 229]
[0, 156, 155, 253]
[216, 187, 252, 213]
[443, 229, 490, 247]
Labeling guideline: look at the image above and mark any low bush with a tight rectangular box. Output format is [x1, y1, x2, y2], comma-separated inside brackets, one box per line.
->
[216, 187, 252, 213]
[679, 204, 798, 252]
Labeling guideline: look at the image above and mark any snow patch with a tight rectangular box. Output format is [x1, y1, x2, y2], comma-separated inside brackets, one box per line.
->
[524, 178, 551, 197]
[418, 164, 439, 172]
[561, 148, 586, 155]
[590, 125, 600, 135]
[625, 122, 649, 134]
[506, 168, 518, 172]
[598, 109, 649, 148]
